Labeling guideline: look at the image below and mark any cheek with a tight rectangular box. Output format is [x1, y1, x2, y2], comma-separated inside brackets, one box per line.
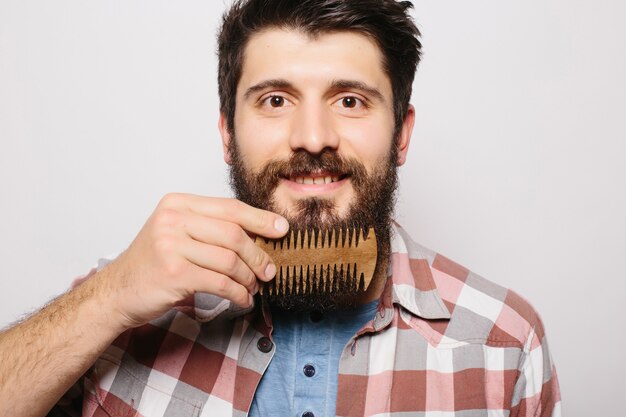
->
[335, 117, 394, 167]
[234, 112, 291, 169]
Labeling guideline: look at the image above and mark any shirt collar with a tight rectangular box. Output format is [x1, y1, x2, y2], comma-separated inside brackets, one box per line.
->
[384, 222, 451, 320]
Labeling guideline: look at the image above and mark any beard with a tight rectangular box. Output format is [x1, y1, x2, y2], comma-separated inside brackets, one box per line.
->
[228, 138, 399, 312]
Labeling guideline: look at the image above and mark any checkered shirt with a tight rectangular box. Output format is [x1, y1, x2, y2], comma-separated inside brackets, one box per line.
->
[52, 223, 561, 417]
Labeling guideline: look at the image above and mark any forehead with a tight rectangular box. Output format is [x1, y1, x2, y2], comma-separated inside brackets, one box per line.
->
[237, 28, 391, 97]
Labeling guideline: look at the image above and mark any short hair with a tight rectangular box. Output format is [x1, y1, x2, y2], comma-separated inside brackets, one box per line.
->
[217, 0, 422, 138]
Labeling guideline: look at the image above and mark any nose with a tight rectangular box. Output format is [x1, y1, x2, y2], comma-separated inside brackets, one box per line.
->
[288, 101, 340, 154]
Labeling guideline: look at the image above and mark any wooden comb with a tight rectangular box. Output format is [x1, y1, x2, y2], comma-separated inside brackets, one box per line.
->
[254, 226, 377, 296]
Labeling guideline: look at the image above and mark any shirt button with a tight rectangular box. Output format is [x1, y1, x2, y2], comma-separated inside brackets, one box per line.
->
[303, 364, 316, 377]
[302, 412, 314, 417]
[256, 336, 273, 353]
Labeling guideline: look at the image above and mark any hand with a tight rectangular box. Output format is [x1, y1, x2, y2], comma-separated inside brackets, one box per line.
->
[95, 193, 289, 329]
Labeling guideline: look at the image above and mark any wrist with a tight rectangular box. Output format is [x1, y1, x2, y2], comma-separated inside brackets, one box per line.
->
[76, 263, 133, 336]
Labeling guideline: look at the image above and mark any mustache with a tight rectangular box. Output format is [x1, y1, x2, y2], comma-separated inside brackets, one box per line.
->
[259, 150, 367, 186]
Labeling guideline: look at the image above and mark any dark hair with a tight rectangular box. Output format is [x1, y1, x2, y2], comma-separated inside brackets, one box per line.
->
[217, 0, 422, 137]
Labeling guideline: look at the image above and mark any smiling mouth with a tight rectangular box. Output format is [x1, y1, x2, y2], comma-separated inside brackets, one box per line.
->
[284, 171, 349, 185]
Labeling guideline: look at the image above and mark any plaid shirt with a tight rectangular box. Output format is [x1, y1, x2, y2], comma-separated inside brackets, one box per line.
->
[53, 223, 561, 417]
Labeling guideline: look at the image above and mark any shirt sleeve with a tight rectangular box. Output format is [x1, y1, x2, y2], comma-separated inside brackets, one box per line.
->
[510, 317, 562, 417]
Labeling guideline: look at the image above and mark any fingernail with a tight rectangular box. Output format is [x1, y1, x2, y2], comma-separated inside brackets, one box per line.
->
[247, 293, 254, 307]
[274, 217, 289, 233]
[265, 263, 277, 279]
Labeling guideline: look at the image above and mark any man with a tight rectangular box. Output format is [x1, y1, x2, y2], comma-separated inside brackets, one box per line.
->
[0, 0, 561, 416]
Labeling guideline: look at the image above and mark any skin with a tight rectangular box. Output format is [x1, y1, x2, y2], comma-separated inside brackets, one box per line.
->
[220, 29, 415, 303]
[221, 29, 414, 219]
[0, 28, 415, 416]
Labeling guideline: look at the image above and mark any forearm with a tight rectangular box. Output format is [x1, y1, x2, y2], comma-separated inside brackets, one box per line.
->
[0, 194, 287, 416]
[0, 269, 127, 417]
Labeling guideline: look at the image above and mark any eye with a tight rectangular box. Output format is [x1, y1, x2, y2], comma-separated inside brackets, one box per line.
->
[260, 94, 293, 109]
[342, 97, 358, 108]
[333, 95, 367, 110]
[269, 96, 285, 107]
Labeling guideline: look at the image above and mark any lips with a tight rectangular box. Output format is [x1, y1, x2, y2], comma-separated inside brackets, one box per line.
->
[265, 151, 355, 193]
[285, 171, 348, 185]
[291, 175, 339, 184]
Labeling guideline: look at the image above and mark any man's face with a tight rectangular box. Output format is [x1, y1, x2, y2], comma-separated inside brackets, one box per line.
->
[219, 28, 413, 310]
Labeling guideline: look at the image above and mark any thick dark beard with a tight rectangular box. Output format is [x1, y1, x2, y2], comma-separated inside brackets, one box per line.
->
[228, 139, 398, 312]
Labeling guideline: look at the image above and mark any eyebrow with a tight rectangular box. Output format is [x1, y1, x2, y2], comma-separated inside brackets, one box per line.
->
[329, 79, 385, 103]
[243, 79, 295, 100]
[242, 78, 385, 103]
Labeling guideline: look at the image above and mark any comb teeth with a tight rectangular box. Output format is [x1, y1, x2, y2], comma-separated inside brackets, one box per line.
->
[262, 263, 367, 296]
[269, 226, 366, 251]
[255, 226, 377, 296]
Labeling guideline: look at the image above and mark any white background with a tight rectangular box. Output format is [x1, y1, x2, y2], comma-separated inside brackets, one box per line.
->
[1, 1, 624, 414]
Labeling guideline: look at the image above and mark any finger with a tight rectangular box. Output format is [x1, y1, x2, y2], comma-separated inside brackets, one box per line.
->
[181, 239, 258, 294]
[185, 262, 252, 308]
[160, 193, 289, 239]
[181, 213, 278, 282]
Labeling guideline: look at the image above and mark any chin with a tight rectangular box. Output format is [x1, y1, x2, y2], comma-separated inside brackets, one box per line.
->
[278, 197, 355, 228]
[275, 189, 353, 221]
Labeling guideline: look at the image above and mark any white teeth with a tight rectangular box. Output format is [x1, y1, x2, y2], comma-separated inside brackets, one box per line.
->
[292, 175, 342, 184]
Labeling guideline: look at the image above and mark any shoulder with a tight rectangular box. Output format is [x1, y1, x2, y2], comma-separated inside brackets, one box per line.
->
[394, 224, 547, 349]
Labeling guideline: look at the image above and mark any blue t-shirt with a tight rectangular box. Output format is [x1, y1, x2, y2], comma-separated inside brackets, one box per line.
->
[249, 300, 378, 417]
